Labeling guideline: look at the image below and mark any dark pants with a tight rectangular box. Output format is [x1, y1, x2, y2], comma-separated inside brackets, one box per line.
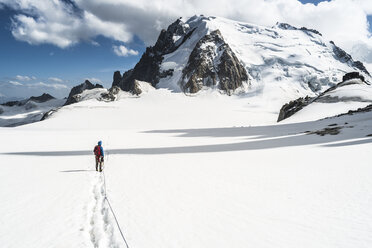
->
[95, 156, 103, 172]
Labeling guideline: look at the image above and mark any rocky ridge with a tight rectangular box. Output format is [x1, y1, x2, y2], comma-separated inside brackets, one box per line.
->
[112, 18, 195, 92]
[1, 93, 55, 107]
[181, 30, 248, 93]
[277, 72, 369, 122]
[64, 80, 103, 106]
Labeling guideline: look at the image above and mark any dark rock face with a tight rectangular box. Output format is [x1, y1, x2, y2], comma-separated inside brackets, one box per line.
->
[1, 100, 22, 107]
[299, 27, 322, 36]
[277, 96, 313, 122]
[330, 41, 370, 76]
[342, 72, 365, 82]
[113, 18, 194, 92]
[29, 93, 55, 103]
[0, 107, 3, 114]
[64, 80, 103, 105]
[181, 30, 248, 93]
[113, 71, 122, 86]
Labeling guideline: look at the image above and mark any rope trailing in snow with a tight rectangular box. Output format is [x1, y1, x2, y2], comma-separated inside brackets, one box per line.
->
[102, 161, 130, 248]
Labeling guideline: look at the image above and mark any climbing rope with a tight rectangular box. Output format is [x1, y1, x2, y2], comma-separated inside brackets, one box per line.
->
[102, 151, 130, 248]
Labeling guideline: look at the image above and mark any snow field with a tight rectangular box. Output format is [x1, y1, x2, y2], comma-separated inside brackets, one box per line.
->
[1, 90, 372, 247]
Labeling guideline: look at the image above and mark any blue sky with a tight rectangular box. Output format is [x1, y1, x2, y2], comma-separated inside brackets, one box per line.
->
[0, 6, 144, 96]
[0, 0, 371, 99]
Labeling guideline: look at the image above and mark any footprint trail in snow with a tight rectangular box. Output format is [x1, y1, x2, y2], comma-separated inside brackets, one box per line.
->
[86, 172, 122, 248]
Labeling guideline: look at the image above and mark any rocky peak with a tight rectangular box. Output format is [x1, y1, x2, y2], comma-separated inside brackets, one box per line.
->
[113, 71, 122, 86]
[29, 93, 55, 103]
[112, 18, 195, 93]
[154, 18, 190, 55]
[181, 29, 248, 93]
[1, 93, 56, 107]
[64, 80, 103, 105]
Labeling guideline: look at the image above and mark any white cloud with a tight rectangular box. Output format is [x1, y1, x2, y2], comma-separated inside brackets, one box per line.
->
[113, 45, 139, 57]
[48, 77, 64, 83]
[1, 0, 132, 48]
[8, 81, 23, 86]
[28, 82, 68, 89]
[1, 0, 371, 64]
[353, 0, 372, 14]
[15, 75, 33, 81]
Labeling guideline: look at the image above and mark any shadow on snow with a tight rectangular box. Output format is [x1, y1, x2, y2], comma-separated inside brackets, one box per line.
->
[2, 114, 372, 157]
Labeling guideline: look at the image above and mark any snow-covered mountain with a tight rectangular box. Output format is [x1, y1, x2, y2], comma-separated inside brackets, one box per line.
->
[113, 15, 370, 107]
[0, 93, 65, 127]
[0, 80, 108, 127]
[4, 15, 372, 127]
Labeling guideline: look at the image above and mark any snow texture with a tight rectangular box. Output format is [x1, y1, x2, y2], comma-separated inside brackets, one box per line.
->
[1, 88, 372, 248]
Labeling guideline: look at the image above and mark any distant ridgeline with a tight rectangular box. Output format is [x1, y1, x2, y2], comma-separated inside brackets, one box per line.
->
[2, 15, 371, 127]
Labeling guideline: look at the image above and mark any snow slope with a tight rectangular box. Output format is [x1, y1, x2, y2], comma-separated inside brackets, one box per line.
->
[1, 88, 372, 248]
[283, 78, 372, 123]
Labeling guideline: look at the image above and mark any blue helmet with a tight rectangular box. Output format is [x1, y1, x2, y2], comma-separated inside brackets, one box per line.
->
[98, 141, 102, 146]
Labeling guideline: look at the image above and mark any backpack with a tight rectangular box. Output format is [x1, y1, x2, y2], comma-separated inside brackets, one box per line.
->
[94, 145, 101, 157]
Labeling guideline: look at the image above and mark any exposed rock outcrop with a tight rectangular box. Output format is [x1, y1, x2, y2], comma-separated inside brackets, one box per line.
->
[276, 22, 322, 36]
[342, 72, 365, 82]
[40, 108, 60, 121]
[330, 41, 370, 76]
[100, 86, 121, 101]
[181, 30, 248, 93]
[113, 18, 194, 92]
[64, 80, 103, 105]
[334, 104, 372, 118]
[132, 80, 143, 95]
[113, 71, 122, 86]
[277, 96, 313, 122]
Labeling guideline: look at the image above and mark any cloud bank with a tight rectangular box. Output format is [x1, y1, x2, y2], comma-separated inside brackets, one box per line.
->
[0, 0, 371, 62]
[0, 75, 70, 99]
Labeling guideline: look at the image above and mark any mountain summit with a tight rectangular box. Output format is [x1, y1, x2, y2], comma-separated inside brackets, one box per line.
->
[112, 15, 370, 101]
